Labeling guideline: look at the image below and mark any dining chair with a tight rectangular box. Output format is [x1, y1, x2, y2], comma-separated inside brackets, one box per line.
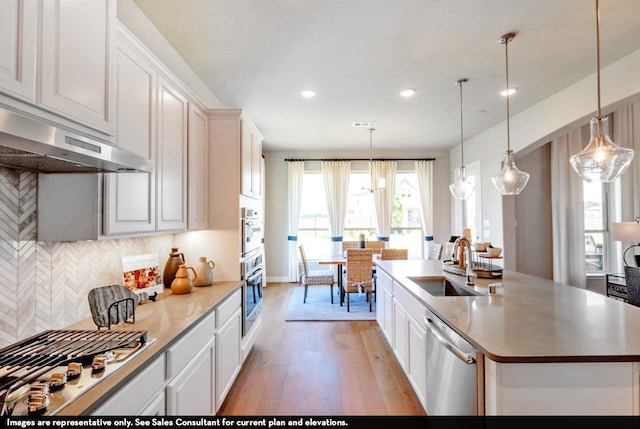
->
[299, 245, 336, 304]
[380, 248, 409, 260]
[365, 240, 386, 255]
[623, 265, 640, 307]
[342, 248, 374, 312]
[342, 241, 359, 252]
[428, 243, 443, 261]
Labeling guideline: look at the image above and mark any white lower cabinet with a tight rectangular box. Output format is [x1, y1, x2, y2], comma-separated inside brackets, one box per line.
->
[215, 307, 242, 411]
[392, 298, 408, 370]
[376, 269, 428, 413]
[92, 354, 166, 415]
[91, 288, 247, 416]
[167, 337, 216, 415]
[407, 314, 427, 408]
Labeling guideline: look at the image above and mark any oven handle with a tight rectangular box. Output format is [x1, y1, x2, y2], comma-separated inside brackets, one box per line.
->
[246, 268, 263, 284]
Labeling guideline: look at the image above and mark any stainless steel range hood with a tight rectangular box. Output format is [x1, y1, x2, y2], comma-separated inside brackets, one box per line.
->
[0, 107, 153, 173]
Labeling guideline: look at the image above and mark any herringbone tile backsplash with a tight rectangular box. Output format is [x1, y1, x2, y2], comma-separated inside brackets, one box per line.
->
[0, 168, 175, 348]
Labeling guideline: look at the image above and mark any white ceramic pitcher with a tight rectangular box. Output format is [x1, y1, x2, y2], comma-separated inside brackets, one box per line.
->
[193, 256, 215, 286]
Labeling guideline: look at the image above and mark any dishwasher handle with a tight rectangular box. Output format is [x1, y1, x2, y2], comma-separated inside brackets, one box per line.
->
[425, 315, 476, 364]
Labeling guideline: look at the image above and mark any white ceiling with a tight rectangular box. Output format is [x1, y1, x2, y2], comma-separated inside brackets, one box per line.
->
[131, 0, 640, 153]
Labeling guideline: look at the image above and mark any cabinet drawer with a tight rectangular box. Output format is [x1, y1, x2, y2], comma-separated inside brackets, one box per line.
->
[216, 288, 241, 329]
[166, 310, 215, 379]
[393, 280, 427, 325]
[93, 353, 165, 415]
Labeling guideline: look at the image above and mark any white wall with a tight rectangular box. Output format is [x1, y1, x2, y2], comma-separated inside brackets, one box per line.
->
[263, 149, 451, 283]
[449, 48, 640, 257]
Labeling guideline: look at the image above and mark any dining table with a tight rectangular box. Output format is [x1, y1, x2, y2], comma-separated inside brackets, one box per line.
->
[318, 253, 379, 304]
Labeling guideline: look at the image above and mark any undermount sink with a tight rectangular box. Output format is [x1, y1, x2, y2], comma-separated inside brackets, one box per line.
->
[406, 276, 482, 297]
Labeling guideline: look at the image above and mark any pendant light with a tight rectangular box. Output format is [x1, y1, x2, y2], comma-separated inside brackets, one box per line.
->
[450, 78, 475, 200]
[492, 32, 530, 196]
[569, 0, 633, 183]
[363, 128, 385, 193]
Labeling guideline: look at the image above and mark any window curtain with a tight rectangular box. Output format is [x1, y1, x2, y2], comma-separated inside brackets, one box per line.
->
[371, 160, 397, 241]
[322, 160, 350, 255]
[287, 161, 305, 282]
[615, 103, 640, 272]
[415, 160, 434, 255]
[550, 128, 586, 288]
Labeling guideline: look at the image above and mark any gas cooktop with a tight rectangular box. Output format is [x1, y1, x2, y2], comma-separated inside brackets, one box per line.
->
[0, 329, 154, 416]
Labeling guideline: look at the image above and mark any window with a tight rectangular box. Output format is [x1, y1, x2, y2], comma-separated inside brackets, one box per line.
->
[298, 170, 424, 259]
[584, 181, 608, 274]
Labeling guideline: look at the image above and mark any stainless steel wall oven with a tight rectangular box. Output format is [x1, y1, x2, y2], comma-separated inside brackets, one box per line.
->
[241, 207, 263, 258]
[241, 251, 263, 337]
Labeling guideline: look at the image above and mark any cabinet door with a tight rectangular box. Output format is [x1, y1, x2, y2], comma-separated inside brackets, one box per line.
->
[92, 354, 166, 415]
[382, 288, 394, 345]
[40, 0, 115, 133]
[104, 35, 156, 235]
[393, 298, 408, 370]
[241, 120, 253, 197]
[215, 308, 242, 410]
[251, 136, 262, 199]
[187, 103, 209, 230]
[167, 338, 216, 416]
[0, 0, 37, 102]
[157, 76, 188, 232]
[407, 314, 427, 409]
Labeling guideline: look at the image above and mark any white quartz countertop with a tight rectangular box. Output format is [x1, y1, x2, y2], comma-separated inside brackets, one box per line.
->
[376, 259, 640, 363]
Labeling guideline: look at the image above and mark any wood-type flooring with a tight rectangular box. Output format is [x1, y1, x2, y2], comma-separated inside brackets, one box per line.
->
[217, 282, 427, 416]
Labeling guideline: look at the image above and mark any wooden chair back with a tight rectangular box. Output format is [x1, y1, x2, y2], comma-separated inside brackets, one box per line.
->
[342, 241, 359, 252]
[365, 241, 386, 255]
[428, 243, 443, 261]
[298, 244, 309, 276]
[380, 248, 408, 260]
[344, 249, 374, 292]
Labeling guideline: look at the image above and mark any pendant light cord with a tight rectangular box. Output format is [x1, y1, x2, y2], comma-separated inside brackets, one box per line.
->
[595, 0, 602, 119]
[458, 79, 465, 166]
[504, 36, 511, 152]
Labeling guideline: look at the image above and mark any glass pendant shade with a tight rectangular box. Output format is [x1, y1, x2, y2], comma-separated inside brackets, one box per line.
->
[570, 116, 634, 183]
[492, 150, 530, 195]
[450, 166, 474, 200]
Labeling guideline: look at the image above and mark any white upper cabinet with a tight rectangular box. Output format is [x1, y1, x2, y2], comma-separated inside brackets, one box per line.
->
[241, 118, 263, 199]
[0, 0, 115, 135]
[40, 0, 116, 134]
[157, 76, 188, 232]
[104, 30, 157, 236]
[187, 103, 209, 230]
[0, 0, 37, 102]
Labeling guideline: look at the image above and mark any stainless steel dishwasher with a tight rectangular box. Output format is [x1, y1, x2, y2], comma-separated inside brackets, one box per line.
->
[424, 308, 478, 415]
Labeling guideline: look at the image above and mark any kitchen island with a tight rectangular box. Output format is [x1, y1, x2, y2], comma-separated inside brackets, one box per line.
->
[55, 280, 246, 416]
[375, 259, 640, 415]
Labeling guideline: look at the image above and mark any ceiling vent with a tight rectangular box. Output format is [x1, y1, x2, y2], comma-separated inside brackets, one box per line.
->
[352, 121, 377, 129]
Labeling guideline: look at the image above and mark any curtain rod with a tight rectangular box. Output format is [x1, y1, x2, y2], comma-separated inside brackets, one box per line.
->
[284, 157, 436, 162]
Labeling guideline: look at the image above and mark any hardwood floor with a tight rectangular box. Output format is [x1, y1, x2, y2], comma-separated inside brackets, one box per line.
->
[217, 282, 427, 416]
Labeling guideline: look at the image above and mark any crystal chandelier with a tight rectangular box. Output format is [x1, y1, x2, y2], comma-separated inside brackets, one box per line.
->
[569, 0, 633, 183]
[363, 128, 385, 193]
[492, 32, 530, 196]
[450, 78, 475, 200]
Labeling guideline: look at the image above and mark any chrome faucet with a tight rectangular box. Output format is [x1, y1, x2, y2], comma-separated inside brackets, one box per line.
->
[452, 236, 475, 286]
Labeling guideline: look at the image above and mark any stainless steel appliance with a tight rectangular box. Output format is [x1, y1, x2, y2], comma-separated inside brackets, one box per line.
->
[0, 106, 153, 173]
[241, 207, 263, 258]
[241, 251, 263, 337]
[424, 308, 478, 415]
[0, 329, 154, 416]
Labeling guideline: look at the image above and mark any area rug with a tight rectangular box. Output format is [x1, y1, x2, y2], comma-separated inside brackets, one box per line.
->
[285, 285, 376, 321]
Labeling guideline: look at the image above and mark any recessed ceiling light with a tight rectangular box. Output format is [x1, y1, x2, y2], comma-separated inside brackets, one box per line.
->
[400, 88, 416, 97]
[500, 88, 517, 97]
[301, 89, 316, 98]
